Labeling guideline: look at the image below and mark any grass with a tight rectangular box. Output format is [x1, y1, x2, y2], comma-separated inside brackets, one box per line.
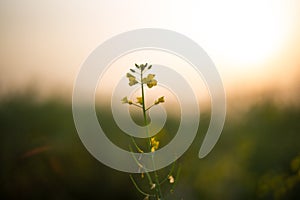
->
[0, 93, 300, 199]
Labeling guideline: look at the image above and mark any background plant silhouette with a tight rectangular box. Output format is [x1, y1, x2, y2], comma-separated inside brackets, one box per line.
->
[1, 91, 300, 199]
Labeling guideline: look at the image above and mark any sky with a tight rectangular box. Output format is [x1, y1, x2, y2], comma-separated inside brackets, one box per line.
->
[0, 0, 299, 106]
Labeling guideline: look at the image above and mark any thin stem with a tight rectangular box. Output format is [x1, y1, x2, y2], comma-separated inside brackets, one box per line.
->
[130, 137, 144, 153]
[140, 71, 151, 151]
[159, 161, 176, 184]
[153, 168, 163, 199]
[145, 104, 156, 112]
[141, 72, 147, 121]
[171, 164, 181, 192]
[140, 69, 164, 200]
[129, 146, 155, 195]
[129, 175, 152, 196]
[131, 103, 143, 109]
[129, 146, 153, 184]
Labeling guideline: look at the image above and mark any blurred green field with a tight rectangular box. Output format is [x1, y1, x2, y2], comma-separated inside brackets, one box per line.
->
[0, 94, 300, 200]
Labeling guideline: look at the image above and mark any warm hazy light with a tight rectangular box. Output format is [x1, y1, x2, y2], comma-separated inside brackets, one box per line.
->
[171, 1, 291, 65]
[168, 1, 299, 100]
[0, 0, 299, 104]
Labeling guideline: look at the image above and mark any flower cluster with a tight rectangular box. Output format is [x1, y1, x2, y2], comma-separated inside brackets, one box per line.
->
[150, 137, 159, 152]
[142, 74, 157, 88]
[121, 63, 164, 110]
[124, 63, 156, 88]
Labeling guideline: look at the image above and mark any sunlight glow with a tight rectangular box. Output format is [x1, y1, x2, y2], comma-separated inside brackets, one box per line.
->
[170, 0, 291, 65]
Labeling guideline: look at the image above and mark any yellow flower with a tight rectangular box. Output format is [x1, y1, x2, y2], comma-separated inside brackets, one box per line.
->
[136, 97, 143, 105]
[121, 96, 128, 104]
[142, 74, 157, 88]
[126, 73, 134, 78]
[150, 137, 159, 152]
[126, 73, 138, 86]
[147, 80, 157, 88]
[129, 77, 138, 86]
[121, 96, 132, 104]
[155, 96, 165, 105]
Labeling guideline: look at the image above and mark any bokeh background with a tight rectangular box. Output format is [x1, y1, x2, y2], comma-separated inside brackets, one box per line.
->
[1, 1, 300, 199]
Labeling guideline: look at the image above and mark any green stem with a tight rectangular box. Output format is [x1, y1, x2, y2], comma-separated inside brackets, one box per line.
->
[129, 175, 152, 197]
[171, 164, 181, 191]
[140, 70, 164, 200]
[145, 104, 155, 112]
[131, 103, 143, 109]
[159, 161, 176, 184]
[130, 137, 144, 153]
[141, 71, 151, 151]
[129, 146, 153, 186]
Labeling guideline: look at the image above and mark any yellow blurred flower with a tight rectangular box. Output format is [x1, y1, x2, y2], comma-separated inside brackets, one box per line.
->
[155, 96, 165, 105]
[151, 137, 159, 152]
[126, 73, 138, 86]
[150, 183, 156, 190]
[142, 74, 157, 88]
[168, 175, 175, 184]
[121, 96, 132, 105]
[121, 96, 128, 104]
[136, 97, 143, 105]
[126, 73, 134, 78]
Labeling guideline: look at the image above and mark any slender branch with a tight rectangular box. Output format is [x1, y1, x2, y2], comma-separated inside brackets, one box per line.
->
[159, 161, 176, 184]
[140, 69, 164, 199]
[129, 145, 153, 185]
[129, 175, 152, 196]
[171, 164, 181, 191]
[140, 71, 151, 150]
[130, 137, 144, 153]
[131, 103, 143, 109]
[145, 104, 156, 111]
